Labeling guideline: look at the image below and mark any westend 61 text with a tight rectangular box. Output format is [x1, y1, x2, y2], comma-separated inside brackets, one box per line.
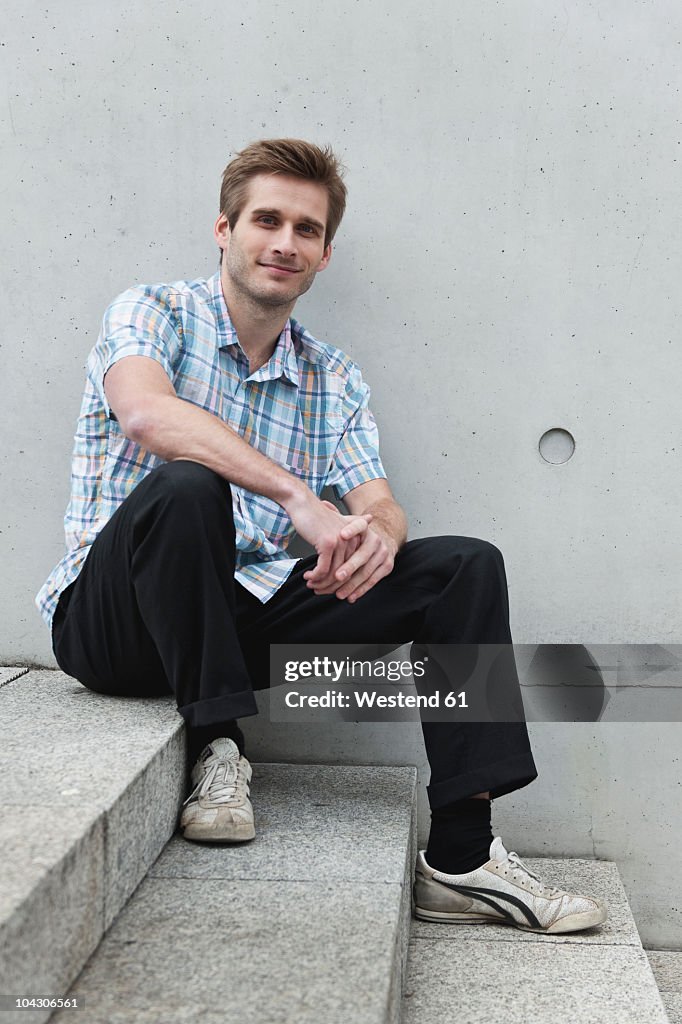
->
[284, 690, 469, 709]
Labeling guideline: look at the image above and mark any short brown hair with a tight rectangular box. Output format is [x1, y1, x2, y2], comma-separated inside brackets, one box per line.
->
[219, 139, 347, 249]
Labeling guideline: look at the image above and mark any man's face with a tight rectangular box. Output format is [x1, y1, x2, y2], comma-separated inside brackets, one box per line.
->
[215, 173, 332, 311]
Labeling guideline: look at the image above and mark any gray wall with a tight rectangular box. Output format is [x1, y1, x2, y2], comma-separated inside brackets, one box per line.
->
[1, 1, 680, 945]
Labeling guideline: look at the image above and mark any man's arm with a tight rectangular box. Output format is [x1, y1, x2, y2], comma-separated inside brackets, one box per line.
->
[303, 479, 408, 602]
[104, 355, 372, 578]
[344, 479, 408, 552]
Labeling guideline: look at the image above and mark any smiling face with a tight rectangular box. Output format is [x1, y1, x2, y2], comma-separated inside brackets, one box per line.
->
[215, 173, 332, 313]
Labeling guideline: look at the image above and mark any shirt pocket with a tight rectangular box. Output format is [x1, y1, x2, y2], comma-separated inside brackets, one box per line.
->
[283, 433, 338, 495]
[265, 413, 339, 487]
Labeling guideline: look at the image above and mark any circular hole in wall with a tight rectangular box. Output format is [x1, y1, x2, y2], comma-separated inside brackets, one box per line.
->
[539, 428, 575, 464]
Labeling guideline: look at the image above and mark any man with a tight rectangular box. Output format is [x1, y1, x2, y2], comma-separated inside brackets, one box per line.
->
[37, 139, 607, 934]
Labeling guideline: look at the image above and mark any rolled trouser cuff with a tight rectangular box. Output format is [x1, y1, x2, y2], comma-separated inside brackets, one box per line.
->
[427, 752, 538, 809]
[179, 688, 259, 728]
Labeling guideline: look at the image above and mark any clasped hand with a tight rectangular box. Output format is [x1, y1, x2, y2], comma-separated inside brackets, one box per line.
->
[301, 499, 396, 603]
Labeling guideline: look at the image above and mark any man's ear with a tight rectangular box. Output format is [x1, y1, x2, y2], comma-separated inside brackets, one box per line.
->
[214, 212, 231, 259]
[316, 243, 332, 273]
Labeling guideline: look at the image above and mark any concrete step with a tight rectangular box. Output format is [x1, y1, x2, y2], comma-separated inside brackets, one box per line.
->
[0, 666, 28, 688]
[49, 762, 417, 1024]
[2, 665, 673, 1024]
[0, 669, 186, 1023]
[0, 667, 417, 1024]
[403, 855, 671, 1023]
[648, 951, 682, 1024]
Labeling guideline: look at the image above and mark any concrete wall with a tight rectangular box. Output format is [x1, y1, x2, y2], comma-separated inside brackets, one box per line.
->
[1, 1, 680, 944]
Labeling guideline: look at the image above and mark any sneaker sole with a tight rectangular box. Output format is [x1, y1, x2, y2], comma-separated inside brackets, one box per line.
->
[182, 821, 256, 844]
[414, 904, 607, 934]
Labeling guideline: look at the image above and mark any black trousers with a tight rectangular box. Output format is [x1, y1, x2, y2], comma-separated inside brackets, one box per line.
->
[52, 460, 537, 809]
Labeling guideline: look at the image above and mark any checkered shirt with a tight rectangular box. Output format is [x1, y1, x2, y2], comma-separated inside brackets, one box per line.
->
[36, 271, 386, 627]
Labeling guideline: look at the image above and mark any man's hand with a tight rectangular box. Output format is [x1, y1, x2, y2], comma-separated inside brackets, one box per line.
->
[284, 494, 374, 583]
[303, 518, 398, 603]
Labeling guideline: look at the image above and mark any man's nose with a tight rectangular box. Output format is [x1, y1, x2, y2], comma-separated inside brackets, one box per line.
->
[271, 226, 297, 258]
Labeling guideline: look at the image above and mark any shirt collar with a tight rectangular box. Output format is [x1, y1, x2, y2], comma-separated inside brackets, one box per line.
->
[208, 271, 299, 387]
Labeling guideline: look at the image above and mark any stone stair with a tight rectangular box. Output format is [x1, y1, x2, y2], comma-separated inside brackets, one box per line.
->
[0, 669, 416, 1024]
[0, 668, 675, 1023]
[403, 857, 671, 1023]
[647, 952, 682, 1024]
[50, 762, 416, 1024]
[0, 668, 185, 1023]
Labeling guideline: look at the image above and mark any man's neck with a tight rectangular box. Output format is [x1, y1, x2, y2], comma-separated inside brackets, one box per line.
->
[220, 269, 292, 373]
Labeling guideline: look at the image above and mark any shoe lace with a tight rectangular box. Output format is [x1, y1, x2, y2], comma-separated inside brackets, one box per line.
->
[185, 756, 247, 806]
[504, 850, 561, 897]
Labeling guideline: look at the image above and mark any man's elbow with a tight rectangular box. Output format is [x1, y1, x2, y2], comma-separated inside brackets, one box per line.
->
[116, 399, 171, 447]
[106, 386, 177, 445]
[121, 408, 152, 446]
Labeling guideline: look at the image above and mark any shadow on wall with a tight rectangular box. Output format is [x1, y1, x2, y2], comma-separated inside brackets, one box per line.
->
[523, 645, 609, 721]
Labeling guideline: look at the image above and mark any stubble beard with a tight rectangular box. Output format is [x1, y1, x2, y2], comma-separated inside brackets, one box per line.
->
[224, 245, 318, 313]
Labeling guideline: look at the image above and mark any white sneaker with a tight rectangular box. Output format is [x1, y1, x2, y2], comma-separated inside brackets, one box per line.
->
[414, 836, 607, 934]
[180, 738, 255, 843]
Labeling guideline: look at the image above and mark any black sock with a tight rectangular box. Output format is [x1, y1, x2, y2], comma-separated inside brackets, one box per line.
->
[425, 797, 494, 874]
[186, 720, 245, 766]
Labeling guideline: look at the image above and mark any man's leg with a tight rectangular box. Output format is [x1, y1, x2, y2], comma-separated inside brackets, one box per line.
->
[51, 460, 259, 756]
[236, 535, 534, 874]
[237, 538, 606, 932]
[236, 534, 537, 805]
[52, 460, 263, 841]
[235, 531, 536, 867]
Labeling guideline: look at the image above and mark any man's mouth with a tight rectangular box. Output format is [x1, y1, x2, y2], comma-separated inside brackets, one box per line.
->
[258, 263, 300, 275]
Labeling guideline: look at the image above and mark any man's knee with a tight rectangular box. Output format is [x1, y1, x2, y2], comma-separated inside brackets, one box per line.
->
[418, 535, 506, 577]
[457, 536, 504, 568]
[151, 459, 229, 495]
[137, 460, 235, 531]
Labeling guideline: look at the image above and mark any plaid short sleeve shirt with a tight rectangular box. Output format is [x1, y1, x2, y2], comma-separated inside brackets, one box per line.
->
[36, 271, 387, 627]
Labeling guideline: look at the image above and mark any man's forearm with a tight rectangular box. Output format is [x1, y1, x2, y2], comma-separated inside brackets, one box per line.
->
[125, 393, 306, 510]
[126, 393, 378, 574]
[356, 497, 408, 554]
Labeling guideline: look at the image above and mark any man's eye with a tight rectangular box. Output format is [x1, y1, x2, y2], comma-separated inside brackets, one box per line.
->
[299, 224, 316, 234]
[259, 216, 276, 225]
